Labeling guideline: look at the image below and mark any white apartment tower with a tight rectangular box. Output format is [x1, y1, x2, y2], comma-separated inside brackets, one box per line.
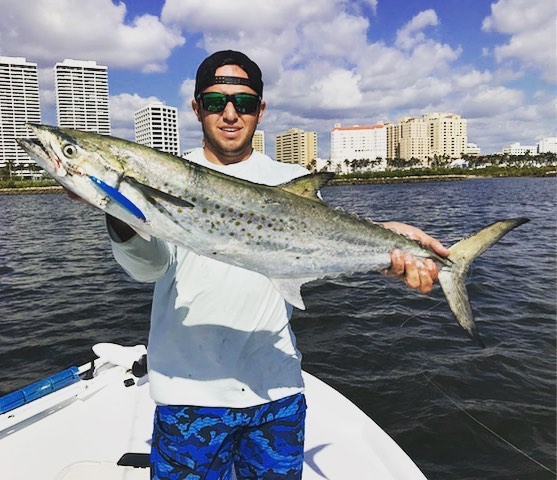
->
[330, 123, 387, 172]
[275, 128, 317, 167]
[0, 57, 41, 174]
[537, 137, 557, 154]
[55, 59, 110, 134]
[134, 103, 180, 156]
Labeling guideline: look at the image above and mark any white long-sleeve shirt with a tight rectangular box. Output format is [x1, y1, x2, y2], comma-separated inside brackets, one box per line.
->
[109, 148, 309, 408]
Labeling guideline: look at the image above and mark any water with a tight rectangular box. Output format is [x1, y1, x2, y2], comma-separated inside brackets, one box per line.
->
[1, 177, 555, 479]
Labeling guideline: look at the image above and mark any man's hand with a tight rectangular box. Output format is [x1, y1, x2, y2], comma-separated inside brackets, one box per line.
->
[381, 221, 450, 294]
[65, 188, 136, 242]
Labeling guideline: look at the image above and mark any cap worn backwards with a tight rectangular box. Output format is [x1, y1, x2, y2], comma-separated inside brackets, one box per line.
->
[194, 50, 263, 98]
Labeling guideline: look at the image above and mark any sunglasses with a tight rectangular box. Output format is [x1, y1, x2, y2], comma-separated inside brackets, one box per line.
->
[198, 92, 261, 114]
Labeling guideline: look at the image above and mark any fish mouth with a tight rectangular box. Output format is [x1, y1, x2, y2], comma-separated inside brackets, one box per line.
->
[17, 124, 84, 177]
[17, 136, 65, 174]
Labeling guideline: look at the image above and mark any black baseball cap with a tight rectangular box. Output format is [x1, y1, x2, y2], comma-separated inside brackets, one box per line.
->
[194, 50, 264, 98]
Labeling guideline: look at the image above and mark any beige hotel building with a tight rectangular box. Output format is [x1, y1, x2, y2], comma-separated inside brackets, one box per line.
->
[275, 128, 317, 167]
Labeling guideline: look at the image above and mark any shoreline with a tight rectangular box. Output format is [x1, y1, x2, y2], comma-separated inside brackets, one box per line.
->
[329, 174, 472, 185]
[0, 186, 64, 195]
[0, 172, 555, 195]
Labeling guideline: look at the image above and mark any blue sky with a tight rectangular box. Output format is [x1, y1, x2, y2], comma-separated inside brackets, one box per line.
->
[0, 0, 555, 155]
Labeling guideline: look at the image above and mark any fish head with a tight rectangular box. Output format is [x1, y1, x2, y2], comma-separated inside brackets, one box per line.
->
[17, 124, 125, 207]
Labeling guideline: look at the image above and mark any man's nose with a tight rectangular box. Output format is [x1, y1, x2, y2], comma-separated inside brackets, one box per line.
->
[222, 101, 238, 121]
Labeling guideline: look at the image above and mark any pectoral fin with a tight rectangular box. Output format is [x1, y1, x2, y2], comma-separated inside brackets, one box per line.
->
[130, 180, 195, 209]
[125, 178, 195, 224]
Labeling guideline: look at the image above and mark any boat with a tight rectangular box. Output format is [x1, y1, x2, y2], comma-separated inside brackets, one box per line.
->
[0, 343, 428, 479]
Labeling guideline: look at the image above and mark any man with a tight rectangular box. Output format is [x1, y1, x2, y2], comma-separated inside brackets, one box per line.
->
[107, 51, 449, 479]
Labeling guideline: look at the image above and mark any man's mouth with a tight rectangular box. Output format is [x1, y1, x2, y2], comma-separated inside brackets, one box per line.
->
[220, 127, 241, 136]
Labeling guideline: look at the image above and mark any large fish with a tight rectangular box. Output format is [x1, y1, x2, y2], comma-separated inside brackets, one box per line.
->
[18, 124, 528, 347]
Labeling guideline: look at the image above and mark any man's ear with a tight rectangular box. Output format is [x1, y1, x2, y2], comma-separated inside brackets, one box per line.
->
[192, 99, 201, 122]
[257, 100, 266, 125]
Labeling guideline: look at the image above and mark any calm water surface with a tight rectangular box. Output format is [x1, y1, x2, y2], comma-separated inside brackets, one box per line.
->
[1, 177, 555, 479]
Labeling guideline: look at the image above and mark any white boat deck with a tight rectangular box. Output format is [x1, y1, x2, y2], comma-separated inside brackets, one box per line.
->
[0, 345, 427, 479]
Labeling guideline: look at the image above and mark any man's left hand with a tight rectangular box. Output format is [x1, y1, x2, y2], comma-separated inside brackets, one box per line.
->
[380, 222, 450, 294]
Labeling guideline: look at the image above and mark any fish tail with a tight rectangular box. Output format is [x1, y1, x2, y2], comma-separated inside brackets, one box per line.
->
[438, 218, 529, 347]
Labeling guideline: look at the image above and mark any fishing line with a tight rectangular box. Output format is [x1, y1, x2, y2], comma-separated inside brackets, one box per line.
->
[420, 371, 556, 475]
[399, 299, 445, 328]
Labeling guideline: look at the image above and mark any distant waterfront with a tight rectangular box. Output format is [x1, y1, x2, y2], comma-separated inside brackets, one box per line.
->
[0, 185, 63, 195]
[0, 165, 555, 195]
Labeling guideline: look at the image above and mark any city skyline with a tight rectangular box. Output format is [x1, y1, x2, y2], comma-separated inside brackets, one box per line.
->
[0, 0, 555, 156]
[0, 52, 552, 173]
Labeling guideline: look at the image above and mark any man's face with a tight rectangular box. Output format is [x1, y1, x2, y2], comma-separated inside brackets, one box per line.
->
[192, 64, 266, 165]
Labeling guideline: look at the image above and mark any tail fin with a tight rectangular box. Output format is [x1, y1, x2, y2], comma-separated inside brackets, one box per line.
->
[438, 218, 530, 347]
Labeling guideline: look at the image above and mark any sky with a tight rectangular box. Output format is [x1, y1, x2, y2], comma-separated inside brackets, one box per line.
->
[0, 0, 555, 156]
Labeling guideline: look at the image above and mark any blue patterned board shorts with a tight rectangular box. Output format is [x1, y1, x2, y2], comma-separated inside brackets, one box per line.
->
[150, 393, 306, 480]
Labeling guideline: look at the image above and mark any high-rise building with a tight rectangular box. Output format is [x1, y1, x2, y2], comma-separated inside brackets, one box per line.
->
[330, 123, 387, 172]
[54, 59, 110, 134]
[275, 128, 317, 167]
[252, 130, 265, 154]
[391, 113, 470, 164]
[386, 123, 400, 160]
[0, 56, 41, 175]
[398, 116, 430, 164]
[134, 103, 180, 156]
[424, 113, 467, 159]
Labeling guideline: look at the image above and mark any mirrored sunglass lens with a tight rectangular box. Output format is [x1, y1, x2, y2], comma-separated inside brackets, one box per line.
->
[234, 94, 259, 113]
[202, 93, 226, 112]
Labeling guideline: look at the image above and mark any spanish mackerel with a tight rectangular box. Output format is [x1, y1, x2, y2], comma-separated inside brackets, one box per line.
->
[17, 124, 529, 347]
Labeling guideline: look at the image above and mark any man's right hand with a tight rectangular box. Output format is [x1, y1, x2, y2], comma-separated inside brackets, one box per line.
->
[106, 214, 137, 242]
[65, 188, 137, 242]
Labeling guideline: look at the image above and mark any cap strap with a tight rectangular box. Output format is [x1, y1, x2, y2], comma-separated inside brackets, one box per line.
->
[212, 76, 253, 88]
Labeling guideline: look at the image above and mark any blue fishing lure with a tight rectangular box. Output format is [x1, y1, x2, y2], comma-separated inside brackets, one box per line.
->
[88, 175, 146, 222]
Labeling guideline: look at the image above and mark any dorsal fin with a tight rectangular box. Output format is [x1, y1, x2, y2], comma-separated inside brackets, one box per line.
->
[278, 172, 335, 200]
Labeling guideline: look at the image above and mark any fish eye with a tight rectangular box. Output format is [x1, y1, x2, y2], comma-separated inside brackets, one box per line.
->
[63, 144, 78, 158]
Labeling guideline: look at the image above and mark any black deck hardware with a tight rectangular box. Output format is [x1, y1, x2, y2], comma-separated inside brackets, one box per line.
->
[117, 452, 150, 468]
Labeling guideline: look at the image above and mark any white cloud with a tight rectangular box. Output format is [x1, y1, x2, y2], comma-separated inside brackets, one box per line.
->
[110, 93, 162, 124]
[109, 93, 163, 139]
[482, 0, 557, 83]
[364, 0, 378, 13]
[312, 70, 363, 110]
[454, 70, 493, 90]
[178, 79, 204, 151]
[0, 0, 185, 72]
[459, 86, 524, 118]
[162, 0, 337, 33]
[160, 0, 354, 84]
[300, 13, 370, 65]
[395, 9, 439, 50]
[468, 99, 554, 153]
